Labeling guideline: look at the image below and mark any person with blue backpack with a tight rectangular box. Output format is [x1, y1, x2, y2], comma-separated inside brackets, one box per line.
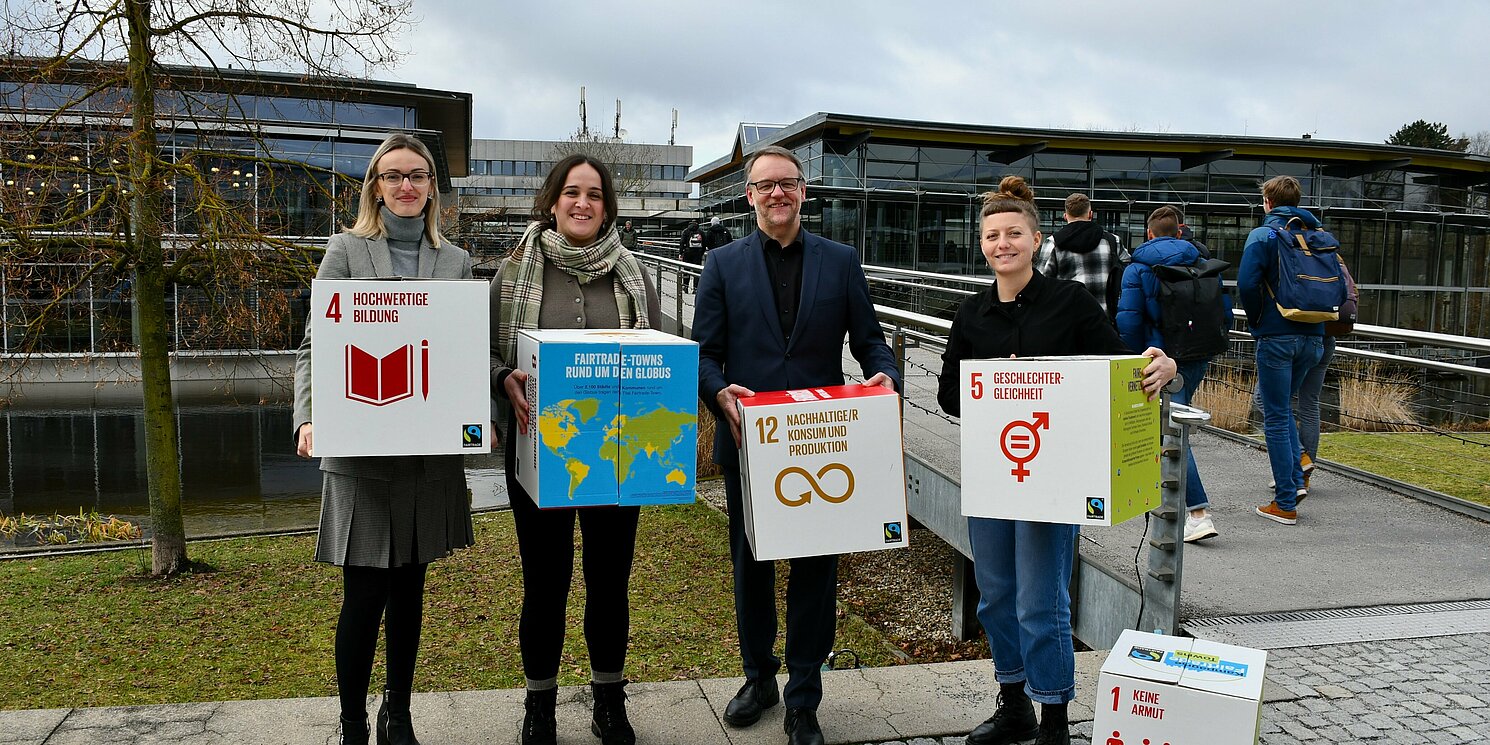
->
[1237, 175, 1348, 526]
[1116, 205, 1232, 542]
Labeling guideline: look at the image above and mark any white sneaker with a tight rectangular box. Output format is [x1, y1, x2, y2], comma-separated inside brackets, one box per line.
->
[1184, 515, 1219, 543]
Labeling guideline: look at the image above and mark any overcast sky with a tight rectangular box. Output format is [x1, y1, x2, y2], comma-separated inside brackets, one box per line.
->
[386, 1, 1490, 166]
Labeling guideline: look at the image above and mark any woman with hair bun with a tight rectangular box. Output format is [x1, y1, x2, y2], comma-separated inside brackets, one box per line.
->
[937, 176, 1176, 745]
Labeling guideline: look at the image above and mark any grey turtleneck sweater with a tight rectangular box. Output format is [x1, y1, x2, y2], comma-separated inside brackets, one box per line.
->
[381, 206, 426, 277]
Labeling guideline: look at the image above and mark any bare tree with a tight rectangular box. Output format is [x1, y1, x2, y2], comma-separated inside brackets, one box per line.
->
[1462, 130, 1490, 157]
[549, 132, 672, 197]
[0, 0, 411, 576]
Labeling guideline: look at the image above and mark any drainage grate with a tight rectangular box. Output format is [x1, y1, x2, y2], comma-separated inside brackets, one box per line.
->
[1183, 600, 1490, 650]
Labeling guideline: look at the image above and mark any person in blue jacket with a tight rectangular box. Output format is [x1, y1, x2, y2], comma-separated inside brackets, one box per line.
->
[1115, 205, 1225, 543]
[1237, 175, 1326, 526]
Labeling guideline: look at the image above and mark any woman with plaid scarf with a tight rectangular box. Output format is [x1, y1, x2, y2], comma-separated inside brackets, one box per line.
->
[489, 154, 660, 745]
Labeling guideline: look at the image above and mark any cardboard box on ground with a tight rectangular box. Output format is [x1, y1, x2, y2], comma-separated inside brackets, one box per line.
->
[515, 329, 698, 508]
[1093, 630, 1268, 745]
[736, 384, 908, 560]
[958, 356, 1161, 526]
[309, 278, 492, 457]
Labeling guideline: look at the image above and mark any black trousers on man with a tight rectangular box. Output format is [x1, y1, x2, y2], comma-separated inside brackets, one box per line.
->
[723, 466, 839, 710]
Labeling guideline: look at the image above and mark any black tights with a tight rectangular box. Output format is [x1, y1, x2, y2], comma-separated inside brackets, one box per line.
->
[336, 563, 429, 719]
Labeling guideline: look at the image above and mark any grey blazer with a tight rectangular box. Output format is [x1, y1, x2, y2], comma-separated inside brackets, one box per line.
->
[292, 231, 474, 481]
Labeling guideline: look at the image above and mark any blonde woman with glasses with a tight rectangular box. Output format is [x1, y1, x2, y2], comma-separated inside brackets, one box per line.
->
[293, 131, 475, 745]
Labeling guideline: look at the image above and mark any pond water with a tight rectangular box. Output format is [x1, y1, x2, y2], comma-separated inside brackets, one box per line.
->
[0, 404, 508, 542]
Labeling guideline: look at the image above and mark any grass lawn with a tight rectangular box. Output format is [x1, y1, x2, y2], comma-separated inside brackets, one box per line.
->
[0, 503, 901, 710]
[1318, 432, 1490, 507]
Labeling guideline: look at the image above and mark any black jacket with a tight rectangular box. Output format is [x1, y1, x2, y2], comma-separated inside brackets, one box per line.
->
[937, 270, 1131, 416]
[703, 223, 731, 249]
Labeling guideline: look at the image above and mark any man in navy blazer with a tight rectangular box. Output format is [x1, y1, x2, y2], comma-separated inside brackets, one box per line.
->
[694, 145, 899, 745]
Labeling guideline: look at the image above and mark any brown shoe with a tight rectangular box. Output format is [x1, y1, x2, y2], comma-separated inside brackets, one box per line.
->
[1255, 502, 1297, 525]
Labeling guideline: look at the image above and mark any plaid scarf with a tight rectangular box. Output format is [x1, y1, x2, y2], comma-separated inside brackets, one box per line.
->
[496, 221, 651, 367]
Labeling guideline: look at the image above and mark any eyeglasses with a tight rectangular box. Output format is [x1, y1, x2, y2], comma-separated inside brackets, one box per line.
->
[748, 177, 804, 193]
[377, 171, 431, 187]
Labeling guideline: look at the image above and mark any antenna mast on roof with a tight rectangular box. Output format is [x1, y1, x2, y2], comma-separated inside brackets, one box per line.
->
[579, 86, 588, 138]
[614, 99, 622, 140]
[670, 109, 678, 146]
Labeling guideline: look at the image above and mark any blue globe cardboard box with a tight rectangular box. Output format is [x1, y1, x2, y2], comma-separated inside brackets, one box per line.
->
[514, 329, 698, 508]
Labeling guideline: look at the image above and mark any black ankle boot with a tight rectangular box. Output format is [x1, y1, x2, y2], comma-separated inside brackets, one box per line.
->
[376, 689, 420, 745]
[590, 680, 636, 745]
[339, 714, 369, 745]
[521, 688, 558, 745]
[966, 685, 1037, 745]
[1033, 702, 1070, 745]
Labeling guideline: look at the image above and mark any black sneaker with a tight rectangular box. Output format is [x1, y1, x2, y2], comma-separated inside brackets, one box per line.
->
[966, 693, 1038, 744]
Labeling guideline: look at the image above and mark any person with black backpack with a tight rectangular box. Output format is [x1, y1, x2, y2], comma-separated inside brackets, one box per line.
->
[1238, 175, 1344, 527]
[1116, 205, 1231, 543]
[678, 220, 705, 292]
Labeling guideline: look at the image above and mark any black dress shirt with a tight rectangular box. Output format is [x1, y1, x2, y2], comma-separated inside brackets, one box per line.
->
[760, 232, 805, 344]
[937, 270, 1131, 417]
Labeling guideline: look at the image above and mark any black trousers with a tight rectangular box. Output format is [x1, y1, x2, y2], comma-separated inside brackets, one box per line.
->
[336, 562, 428, 719]
[723, 466, 838, 709]
[505, 427, 640, 682]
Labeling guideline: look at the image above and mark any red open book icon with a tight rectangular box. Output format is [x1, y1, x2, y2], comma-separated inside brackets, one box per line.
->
[345, 343, 418, 406]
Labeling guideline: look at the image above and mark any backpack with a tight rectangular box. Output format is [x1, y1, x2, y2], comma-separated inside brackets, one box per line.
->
[1323, 258, 1359, 336]
[688, 232, 704, 250]
[1152, 257, 1232, 362]
[1266, 217, 1348, 323]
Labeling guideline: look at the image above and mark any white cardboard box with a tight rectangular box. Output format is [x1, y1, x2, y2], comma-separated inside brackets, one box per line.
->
[958, 356, 1160, 526]
[514, 329, 698, 509]
[309, 278, 491, 457]
[736, 384, 907, 560]
[1093, 630, 1268, 745]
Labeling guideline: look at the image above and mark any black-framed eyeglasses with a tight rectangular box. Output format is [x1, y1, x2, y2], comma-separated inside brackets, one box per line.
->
[748, 177, 804, 193]
[377, 171, 431, 187]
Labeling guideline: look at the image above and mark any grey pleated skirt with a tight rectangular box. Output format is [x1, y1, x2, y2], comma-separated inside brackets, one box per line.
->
[314, 458, 475, 568]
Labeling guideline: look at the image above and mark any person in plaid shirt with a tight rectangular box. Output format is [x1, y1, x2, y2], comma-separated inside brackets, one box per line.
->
[1034, 193, 1124, 315]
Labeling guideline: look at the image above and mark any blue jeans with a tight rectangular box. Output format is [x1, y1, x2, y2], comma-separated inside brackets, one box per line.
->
[1256, 335, 1325, 510]
[1296, 337, 1336, 460]
[1171, 359, 1211, 512]
[967, 517, 1078, 704]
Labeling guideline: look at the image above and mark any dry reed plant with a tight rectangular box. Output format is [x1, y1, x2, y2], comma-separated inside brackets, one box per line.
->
[1193, 363, 1256, 433]
[697, 407, 722, 480]
[1339, 361, 1420, 432]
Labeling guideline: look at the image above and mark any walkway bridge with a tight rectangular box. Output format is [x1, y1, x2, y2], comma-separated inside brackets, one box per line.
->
[636, 250, 1490, 654]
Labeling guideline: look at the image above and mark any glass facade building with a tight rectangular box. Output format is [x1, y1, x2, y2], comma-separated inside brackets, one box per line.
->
[1, 61, 472, 354]
[693, 114, 1490, 337]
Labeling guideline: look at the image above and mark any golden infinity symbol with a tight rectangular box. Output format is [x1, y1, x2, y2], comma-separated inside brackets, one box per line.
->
[775, 463, 855, 507]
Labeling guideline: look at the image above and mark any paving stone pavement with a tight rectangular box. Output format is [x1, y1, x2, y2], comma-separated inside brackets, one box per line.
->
[855, 633, 1490, 745]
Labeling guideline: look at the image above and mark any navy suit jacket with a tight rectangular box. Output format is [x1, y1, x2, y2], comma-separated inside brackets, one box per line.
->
[694, 228, 900, 469]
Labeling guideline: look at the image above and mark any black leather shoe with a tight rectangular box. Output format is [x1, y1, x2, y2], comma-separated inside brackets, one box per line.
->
[722, 676, 779, 727]
[783, 707, 825, 745]
[521, 688, 557, 745]
[966, 693, 1038, 744]
[590, 680, 636, 745]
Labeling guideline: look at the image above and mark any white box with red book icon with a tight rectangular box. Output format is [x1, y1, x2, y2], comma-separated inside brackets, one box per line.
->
[309, 278, 491, 457]
[735, 384, 907, 560]
[958, 356, 1160, 526]
[1092, 630, 1267, 745]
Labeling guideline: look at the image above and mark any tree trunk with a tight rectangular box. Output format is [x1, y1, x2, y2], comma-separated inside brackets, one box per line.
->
[127, 0, 188, 576]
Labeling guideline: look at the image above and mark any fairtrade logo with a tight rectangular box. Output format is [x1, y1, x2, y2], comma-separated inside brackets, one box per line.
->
[345, 340, 430, 406]
[1000, 411, 1049, 482]
[775, 463, 855, 507]
[462, 424, 483, 448]
[1128, 646, 1165, 663]
[1086, 497, 1106, 520]
[883, 522, 903, 543]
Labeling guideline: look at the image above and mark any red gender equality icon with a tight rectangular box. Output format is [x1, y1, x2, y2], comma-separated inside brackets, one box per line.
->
[999, 411, 1050, 482]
